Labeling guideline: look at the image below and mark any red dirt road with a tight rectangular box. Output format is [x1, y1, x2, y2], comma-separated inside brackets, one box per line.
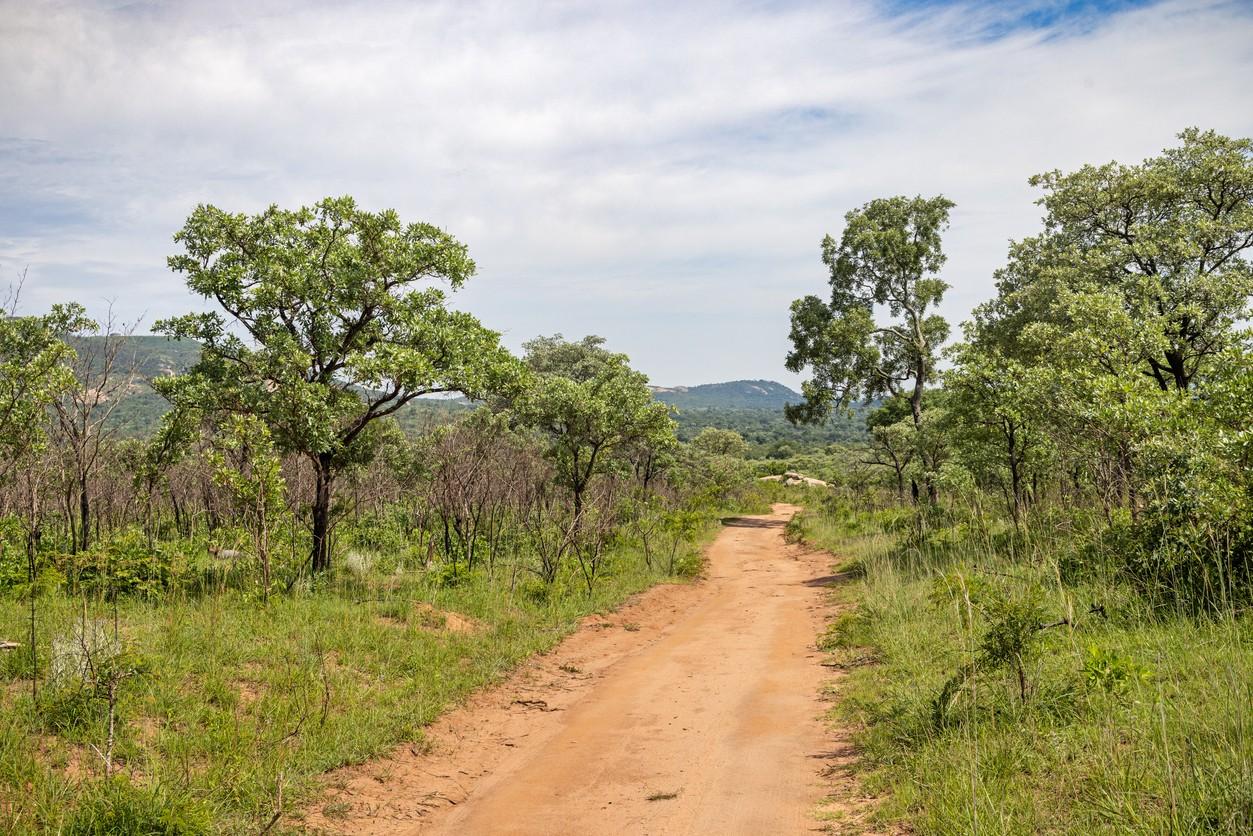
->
[309, 504, 856, 835]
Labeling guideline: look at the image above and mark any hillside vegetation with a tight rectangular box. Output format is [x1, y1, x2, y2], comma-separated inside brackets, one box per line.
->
[785, 129, 1253, 833]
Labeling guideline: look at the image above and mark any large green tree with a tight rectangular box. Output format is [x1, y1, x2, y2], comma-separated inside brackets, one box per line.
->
[786, 194, 953, 429]
[157, 196, 518, 572]
[515, 335, 675, 521]
[786, 195, 953, 499]
[947, 130, 1253, 539]
[1001, 128, 1253, 390]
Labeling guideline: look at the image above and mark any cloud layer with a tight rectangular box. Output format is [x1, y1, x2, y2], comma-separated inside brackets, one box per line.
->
[3, 0, 1252, 384]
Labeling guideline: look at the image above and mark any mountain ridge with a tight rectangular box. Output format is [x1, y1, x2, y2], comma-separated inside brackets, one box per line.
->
[648, 379, 800, 410]
[76, 336, 809, 412]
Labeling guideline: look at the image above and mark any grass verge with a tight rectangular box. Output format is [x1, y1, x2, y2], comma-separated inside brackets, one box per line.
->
[792, 502, 1253, 835]
[0, 510, 743, 834]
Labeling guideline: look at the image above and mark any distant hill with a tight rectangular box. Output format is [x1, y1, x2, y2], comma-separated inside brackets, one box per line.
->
[70, 335, 471, 437]
[66, 338, 867, 452]
[649, 379, 801, 410]
[649, 379, 867, 454]
[65, 335, 202, 436]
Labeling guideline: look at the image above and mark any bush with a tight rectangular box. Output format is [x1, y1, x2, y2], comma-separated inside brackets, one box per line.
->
[0, 517, 31, 591]
[63, 777, 211, 835]
[38, 681, 106, 735]
[64, 530, 177, 600]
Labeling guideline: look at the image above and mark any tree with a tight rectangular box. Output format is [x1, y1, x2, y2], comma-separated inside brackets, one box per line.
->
[206, 415, 285, 600]
[0, 288, 89, 699]
[691, 427, 749, 459]
[960, 130, 1253, 528]
[786, 195, 953, 427]
[786, 195, 954, 499]
[862, 394, 916, 501]
[515, 335, 675, 522]
[425, 411, 523, 573]
[53, 308, 140, 552]
[0, 300, 85, 483]
[944, 342, 1050, 526]
[1019, 128, 1253, 391]
[157, 196, 519, 573]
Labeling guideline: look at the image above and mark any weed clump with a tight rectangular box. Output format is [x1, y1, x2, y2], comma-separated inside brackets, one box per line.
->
[62, 777, 211, 835]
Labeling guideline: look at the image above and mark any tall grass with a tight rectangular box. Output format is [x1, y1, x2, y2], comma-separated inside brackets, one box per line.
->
[0, 511, 734, 833]
[798, 499, 1252, 834]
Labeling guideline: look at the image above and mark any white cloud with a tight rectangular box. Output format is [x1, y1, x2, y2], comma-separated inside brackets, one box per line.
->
[1, 0, 1251, 384]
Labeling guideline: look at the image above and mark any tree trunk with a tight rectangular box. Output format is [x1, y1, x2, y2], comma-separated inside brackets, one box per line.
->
[1165, 349, 1189, 391]
[64, 482, 77, 555]
[258, 494, 270, 603]
[26, 533, 37, 703]
[910, 374, 924, 429]
[78, 470, 91, 552]
[1007, 426, 1022, 528]
[910, 357, 938, 504]
[311, 456, 334, 573]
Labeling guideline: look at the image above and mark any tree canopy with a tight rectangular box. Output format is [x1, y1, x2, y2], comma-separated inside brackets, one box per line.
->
[982, 128, 1253, 389]
[156, 196, 519, 571]
[514, 335, 675, 520]
[0, 303, 91, 483]
[786, 194, 953, 428]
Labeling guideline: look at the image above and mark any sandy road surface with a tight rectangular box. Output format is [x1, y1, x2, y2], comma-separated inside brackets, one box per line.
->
[309, 504, 855, 835]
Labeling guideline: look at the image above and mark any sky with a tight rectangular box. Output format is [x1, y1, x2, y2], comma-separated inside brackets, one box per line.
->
[2, 0, 1252, 387]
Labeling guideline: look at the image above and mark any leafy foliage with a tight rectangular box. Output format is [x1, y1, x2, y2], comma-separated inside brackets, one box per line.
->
[786, 194, 953, 426]
[0, 304, 90, 475]
[155, 196, 521, 571]
[514, 335, 676, 519]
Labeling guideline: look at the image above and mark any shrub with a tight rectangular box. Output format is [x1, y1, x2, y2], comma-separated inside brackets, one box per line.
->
[1081, 643, 1152, 696]
[62, 776, 211, 835]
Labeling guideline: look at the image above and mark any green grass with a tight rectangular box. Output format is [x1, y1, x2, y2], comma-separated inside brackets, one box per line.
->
[0, 524, 726, 833]
[796, 503, 1253, 835]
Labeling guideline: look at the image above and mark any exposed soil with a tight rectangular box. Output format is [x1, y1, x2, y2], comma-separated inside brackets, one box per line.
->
[413, 603, 484, 635]
[305, 504, 875, 834]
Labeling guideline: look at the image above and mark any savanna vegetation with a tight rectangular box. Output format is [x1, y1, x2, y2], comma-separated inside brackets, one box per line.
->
[5, 124, 1251, 836]
[0, 199, 769, 833]
[786, 128, 1253, 833]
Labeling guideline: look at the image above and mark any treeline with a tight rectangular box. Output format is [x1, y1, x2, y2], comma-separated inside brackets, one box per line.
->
[786, 128, 1252, 832]
[790, 127, 1253, 610]
[0, 200, 760, 596]
[672, 404, 866, 458]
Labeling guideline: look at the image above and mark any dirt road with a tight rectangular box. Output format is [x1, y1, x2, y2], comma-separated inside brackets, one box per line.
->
[310, 504, 855, 835]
